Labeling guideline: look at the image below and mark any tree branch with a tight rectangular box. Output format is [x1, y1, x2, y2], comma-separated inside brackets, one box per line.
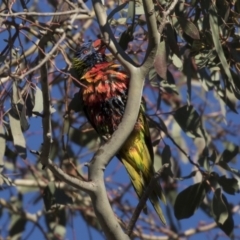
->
[92, 0, 136, 69]
[86, 0, 160, 239]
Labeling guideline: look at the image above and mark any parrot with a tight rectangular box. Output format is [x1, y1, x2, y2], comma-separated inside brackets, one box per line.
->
[72, 39, 166, 224]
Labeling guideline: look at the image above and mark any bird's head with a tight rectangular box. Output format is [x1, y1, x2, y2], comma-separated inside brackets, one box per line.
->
[72, 39, 107, 78]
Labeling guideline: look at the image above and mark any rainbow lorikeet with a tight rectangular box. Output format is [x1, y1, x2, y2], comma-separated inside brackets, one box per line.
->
[72, 39, 166, 224]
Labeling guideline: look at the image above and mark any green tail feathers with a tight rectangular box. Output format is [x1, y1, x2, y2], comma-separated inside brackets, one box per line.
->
[149, 191, 166, 225]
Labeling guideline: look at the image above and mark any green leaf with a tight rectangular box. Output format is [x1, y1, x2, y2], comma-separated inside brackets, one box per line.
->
[171, 54, 183, 69]
[211, 188, 234, 237]
[209, 150, 217, 163]
[216, 194, 234, 237]
[212, 188, 228, 225]
[209, 4, 235, 96]
[218, 161, 240, 177]
[175, 170, 198, 181]
[43, 182, 73, 211]
[174, 182, 207, 219]
[178, 18, 200, 40]
[68, 92, 83, 113]
[0, 124, 5, 173]
[218, 176, 239, 195]
[45, 207, 67, 238]
[11, 82, 29, 131]
[173, 105, 206, 139]
[9, 196, 27, 239]
[165, 23, 180, 56]
[162, 145, 173, 177]
[184, 50, 192, 104]
[32, 86, 55, 116]
[119, 26, 134, 51]
[220, 143, 239, 163]
[0, 55, 6, 63]
[68, 125, 99, 151]
[127, 1, 135, 21]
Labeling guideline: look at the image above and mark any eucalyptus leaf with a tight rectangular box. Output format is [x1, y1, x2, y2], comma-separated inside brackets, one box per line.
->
[212, 189, 234, 236]
[0, 125, 5, 173]
[212, 188, 228, 225]
[8, 110, 27, 159]
[218, 176, 239, 195]
[174, 182, 207, 219]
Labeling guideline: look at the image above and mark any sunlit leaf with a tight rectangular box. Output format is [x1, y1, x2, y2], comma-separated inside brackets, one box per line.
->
[32, 86, 55, 116]
[8, 110, 27, 159]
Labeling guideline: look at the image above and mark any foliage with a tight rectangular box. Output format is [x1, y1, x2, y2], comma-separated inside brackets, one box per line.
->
[0, 0, 240, 239]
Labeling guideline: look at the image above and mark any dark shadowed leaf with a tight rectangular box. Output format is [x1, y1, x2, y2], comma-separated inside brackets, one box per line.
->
[218, 176, 239, 195]
[0, 55, 6, 62]
[68, 126, 99, 151]
[43, 182, 73, 211]
[198, 146, 210, 172]
[184, 49, 192, 104]
[209, 5, 235, 94]
[220, 143, 239, 163]
[9, 196, 27, 238]
[212, 188, 228, 224]
[212, 189, 234, 236]
[119, 26, 134, 51]
[165, 23, 180, 56]
[174, 182, 207, 219]
[162, 145, 173, 177]
[68, 92, 83, 113]
[178, 18, 200, 40]
[0, 125, 5, 173]
[45, 207, 67, 238]
[218, 161, 240, 177]
[209, 150, 217, 163]
[10, 216, 27, 239]
[173, 105, 205, 139]
[175, 170, 198, 181]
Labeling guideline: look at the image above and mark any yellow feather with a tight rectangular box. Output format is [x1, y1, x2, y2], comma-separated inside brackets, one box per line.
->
[118, 107, 166, 224]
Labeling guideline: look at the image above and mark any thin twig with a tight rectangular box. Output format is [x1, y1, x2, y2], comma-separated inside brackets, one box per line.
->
[158, 0, 179, 35]
[0, 9, 90, 17]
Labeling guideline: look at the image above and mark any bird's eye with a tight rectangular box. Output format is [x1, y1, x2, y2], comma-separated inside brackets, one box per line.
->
[82, 49, 89, 54]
